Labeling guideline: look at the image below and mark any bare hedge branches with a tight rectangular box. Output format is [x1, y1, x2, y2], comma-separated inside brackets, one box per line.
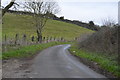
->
[102, 17, 116, 27]
[78, 26, 118, 56]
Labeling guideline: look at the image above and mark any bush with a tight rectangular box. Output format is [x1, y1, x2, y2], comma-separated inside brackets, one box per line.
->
[78, 26, 118, 56]
[59, 16, 64, 20]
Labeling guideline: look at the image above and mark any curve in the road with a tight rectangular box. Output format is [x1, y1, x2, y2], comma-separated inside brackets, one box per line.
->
[26, 44, 106, 78]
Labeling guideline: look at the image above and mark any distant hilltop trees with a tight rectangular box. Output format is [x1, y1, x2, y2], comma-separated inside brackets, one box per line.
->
[53, 17, 100, 31]
[6, 10, 100, 31]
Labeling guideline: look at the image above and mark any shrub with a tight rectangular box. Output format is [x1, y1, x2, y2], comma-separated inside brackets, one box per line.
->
[78, 26, 118, 56]
[59, 16, 64, 20]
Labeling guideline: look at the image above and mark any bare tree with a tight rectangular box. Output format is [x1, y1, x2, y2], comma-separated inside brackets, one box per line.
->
[102, 17, 116, 27]
[24, 0, 60, 43]
[2, 0, 16, 16]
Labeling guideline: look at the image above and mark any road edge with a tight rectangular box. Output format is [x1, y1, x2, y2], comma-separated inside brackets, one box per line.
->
[68, 49, 117, 78]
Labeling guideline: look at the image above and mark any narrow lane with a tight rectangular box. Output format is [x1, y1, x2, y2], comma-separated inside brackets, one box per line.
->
[27, 44, 106, 78]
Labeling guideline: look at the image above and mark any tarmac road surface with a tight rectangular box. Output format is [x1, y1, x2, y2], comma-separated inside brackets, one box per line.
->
[26, 44, 106, 78]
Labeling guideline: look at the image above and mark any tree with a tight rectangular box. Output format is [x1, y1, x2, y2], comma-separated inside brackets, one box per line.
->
[89, 21, 94, 27]
[24, 0, 60, 43]
[60, 16, 64, 20]
[102, 17, 115, 27]
[2, 0, 16, 16]
[89, 21, 96, 30]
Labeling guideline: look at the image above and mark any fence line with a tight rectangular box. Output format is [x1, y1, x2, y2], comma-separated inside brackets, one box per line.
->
[2, 34, 71, 46]
[2, 34, 79, 52]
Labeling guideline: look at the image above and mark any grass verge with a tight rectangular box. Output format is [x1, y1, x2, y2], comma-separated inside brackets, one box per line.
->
[69, 44, 119, 77]
[2, 42, 71, 60]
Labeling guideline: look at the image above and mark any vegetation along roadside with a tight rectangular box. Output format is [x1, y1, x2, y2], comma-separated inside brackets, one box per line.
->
[69, 26, 119, 78]
[2, 42, 71, 60]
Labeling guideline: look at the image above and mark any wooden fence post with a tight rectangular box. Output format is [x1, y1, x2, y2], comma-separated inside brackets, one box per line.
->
[15, 34, 19, 45]
[43, 37, 45, 43]
[31, 36, 34, 44]
[43, 37, 45, 40]
[58, 37, 60, 42]
[31, 36, 34, 42]
[5, 34, 7, 45]
[61, 37, 63, 42]
[23, 34, 27, 45]
[3, 34, 7, 52]
[46, 37, 49, 43]
[50, 37, 52, 42]
[75, 37, 77, 41]
[54, 37, 56, 41]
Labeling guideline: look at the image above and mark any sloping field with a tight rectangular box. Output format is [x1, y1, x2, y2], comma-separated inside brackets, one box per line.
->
[2, 13, 94, 40]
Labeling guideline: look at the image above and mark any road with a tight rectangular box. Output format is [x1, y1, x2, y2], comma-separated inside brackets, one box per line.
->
[25, 44, 106, 78]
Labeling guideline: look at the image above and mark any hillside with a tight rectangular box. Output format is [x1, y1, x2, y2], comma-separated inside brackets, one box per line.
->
[2, 13, 94, 40]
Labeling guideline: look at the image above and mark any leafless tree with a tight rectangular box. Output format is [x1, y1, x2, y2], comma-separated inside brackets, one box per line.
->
[2, 0, 16, 16]
[24, 0, 60, 43]
[102, 17, 116, 27]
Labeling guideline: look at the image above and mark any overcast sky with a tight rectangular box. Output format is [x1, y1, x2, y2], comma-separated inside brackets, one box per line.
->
[2, 0, 119, 25]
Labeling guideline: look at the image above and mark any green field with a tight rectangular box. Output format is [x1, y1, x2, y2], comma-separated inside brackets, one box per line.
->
[2, 13, 94, 40]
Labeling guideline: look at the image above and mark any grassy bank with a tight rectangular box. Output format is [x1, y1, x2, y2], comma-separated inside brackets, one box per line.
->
[69, 44, 119, 77]
[3, 13, 94, 40]
[2, 42, 71, 59]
